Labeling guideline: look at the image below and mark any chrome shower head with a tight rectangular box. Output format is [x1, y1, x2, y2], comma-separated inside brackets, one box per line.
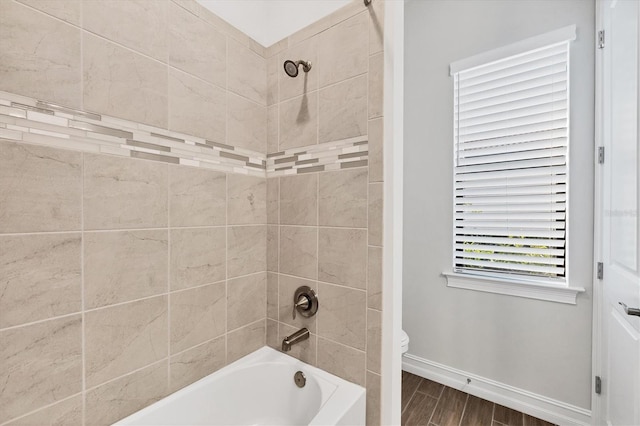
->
[283, 60, 312, 78]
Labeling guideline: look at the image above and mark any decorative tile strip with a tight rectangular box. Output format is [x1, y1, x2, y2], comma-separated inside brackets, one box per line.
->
[266, 136, 369, 176]
[0, 91, 369, 177]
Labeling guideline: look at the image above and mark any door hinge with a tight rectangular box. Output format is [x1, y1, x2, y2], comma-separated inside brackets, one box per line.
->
[595, 376, 602, 394]
[597, 262, 604, 280]
[598, 146, 605, 164]
[598, 30, 605, 49]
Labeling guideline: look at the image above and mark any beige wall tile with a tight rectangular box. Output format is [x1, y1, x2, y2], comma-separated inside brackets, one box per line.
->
[319, 169, 367, 228]
[368, 246, 382, 310]
[267, 105, 279, 154]
[0, 234, 81, 328]
[169, 166, 226, 227]
[319, 74, 367, 143]
[227, 175, 266, 225]
[267, 272, 279, 320]
[369, 0, 384, 55]
[368, 118, 383, 182]
[366, 371, 382, 426]
[170, 282, 226, 354]
[168, 68, 226, 143]
[83, 0, 168, 62]
[85, 296, 168, 387]
[170, 227, 226, 291]
[267, 57, 279, 106]
[279, 322, 317, 366]
[267, 177, 279, 224]
[279, 37, 318, 101]
[318, 12, 368, 88]
[0, 141, 81, 233]
[5, 394, 82, 426]
[227, 226, 266, 278]
[227, 93, 267, 153]
[267, 225, 279, 272]
[83, 34, 168, 128]
[369, 52, 384, 119]
[0, 316, 82, 424]
[227, 272, 266, 330]
[367, 309, 382, 374]
[0, 1, 81, 108]
[85, 361, 168, 426]
[266, 319, 279, 349]
[85, 230, 167, 310]
[170, 336, 226, 392]
[317, 337, 365, 386]
[280, 174, 318, 226]
[228, 38, 266, 105]
[84, 154, 168, 230]
[368, 183, 383, 246]
[227, 319, 265, 363]
[279, 226, 317, 280]
[168, 1, 226, 87]
[279, 91, 318, 150]
[278, 274, 317, 333]
[318, 228, 367, 289]
[317, 282, 366, 350]
[15, 0, 80, 25]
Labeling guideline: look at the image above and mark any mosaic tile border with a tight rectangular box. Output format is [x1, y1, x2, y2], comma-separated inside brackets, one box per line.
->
[0, 91, 368, 177]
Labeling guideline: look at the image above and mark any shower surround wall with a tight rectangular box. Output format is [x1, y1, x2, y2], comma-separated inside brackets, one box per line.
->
[0, 0, 384, 425]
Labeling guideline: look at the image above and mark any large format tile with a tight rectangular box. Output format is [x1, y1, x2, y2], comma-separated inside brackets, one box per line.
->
[168, 1, 226, 87]
[317, 283, 366, 350]
[266, 318, 279, 349]
[170, 282, 226, 354]
[367, 308, 382, 374]
[318, 12, 368, 88]
[227, 320, 265, 363]
[83, 0, 168, 62]
[228, 38, 266, 105]
[368, 183, 383, 246]
[318, 228, 367, 289]
[169, 69, 226, 143]
[227, 93, 267, 153]
[267, 225, 278, 272]
[227, 175, 266, 225]
[0, 316, 82, 424]
[369, 52, 384, 119]
[279, 37, 318, 101]
[266, 177, 279, 224]
[170, 336, 226, 392]
[169, 166, 226, 227]
[0, 1, 81, 108]
[267, 105, 279, 154]
[319, 169, 368, 228]
[0, 141, 82, 233]
[5, 394, 82, 426]
[267, 56, 279, 106]
[279, 91, 318, 150]
[367, 371, 381, 426]
[0, 233, 81, 328]
[83, 154, 168, 230]
[85, 296, 168, 387]
[267, 273, 279, 320]
[278, 274, 317, 333]
[227, 226, 267, 278]
[368, 246, 382, 310]
[228, 273, 266, 330]
[317, 337, 365, 386]
[319, 75, 367, 143]
[369, 0, 384, 55]
[280, 174, 318, 226]
[279, 226, 317, 280]
[84, 230, 168, 309]
[16, 0, 81, 26]
[368, 117, 383, 182]
[85, 361, 168, 426]
[83, 34, 168, 128]
[170, 227, 226, 290]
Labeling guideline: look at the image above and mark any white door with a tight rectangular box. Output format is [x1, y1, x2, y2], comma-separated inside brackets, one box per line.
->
[598, 0, 640, 425]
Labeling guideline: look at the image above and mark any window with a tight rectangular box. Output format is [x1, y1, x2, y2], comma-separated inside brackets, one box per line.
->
[445, 26, 585, 303]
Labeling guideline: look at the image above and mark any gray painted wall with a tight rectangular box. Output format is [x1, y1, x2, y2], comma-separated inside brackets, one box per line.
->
[403, 0, 595, 409]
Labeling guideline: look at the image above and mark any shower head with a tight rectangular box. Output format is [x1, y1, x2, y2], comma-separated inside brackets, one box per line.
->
[283, 60, 312, 78]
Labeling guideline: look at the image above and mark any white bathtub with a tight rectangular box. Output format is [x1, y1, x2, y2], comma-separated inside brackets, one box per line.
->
[115, 346, 366, 425]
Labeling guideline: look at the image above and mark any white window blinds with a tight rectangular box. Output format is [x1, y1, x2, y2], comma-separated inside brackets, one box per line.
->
[452, 39, 571, 280]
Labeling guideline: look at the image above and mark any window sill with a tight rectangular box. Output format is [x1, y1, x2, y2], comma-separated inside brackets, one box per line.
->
[442, 271, 585, 305]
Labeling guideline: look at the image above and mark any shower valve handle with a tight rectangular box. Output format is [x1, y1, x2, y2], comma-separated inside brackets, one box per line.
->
[292, 286, 319, 320]
[292, 295, 310, 320]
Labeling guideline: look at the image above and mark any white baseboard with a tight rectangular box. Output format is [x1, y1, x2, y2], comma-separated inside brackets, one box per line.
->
[402, 353, 592, 426]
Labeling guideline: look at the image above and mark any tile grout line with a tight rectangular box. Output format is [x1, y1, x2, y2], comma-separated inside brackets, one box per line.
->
[427, 383, 447, 425]
[166, 164, 171, 393]
[402, 376, 423, 417]
[458, 393, 471, 426]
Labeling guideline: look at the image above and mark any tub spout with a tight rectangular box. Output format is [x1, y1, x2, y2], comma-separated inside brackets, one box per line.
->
[282, 327, 309, 352]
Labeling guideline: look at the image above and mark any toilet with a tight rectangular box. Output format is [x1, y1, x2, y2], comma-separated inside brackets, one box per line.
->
[401, 330, 410, 354]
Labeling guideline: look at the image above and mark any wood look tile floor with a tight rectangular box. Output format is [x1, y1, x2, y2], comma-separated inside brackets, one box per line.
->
[401, 371, 556, 426]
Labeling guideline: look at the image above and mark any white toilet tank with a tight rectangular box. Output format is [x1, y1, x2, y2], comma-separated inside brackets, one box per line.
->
[400, 330, 409, 354]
